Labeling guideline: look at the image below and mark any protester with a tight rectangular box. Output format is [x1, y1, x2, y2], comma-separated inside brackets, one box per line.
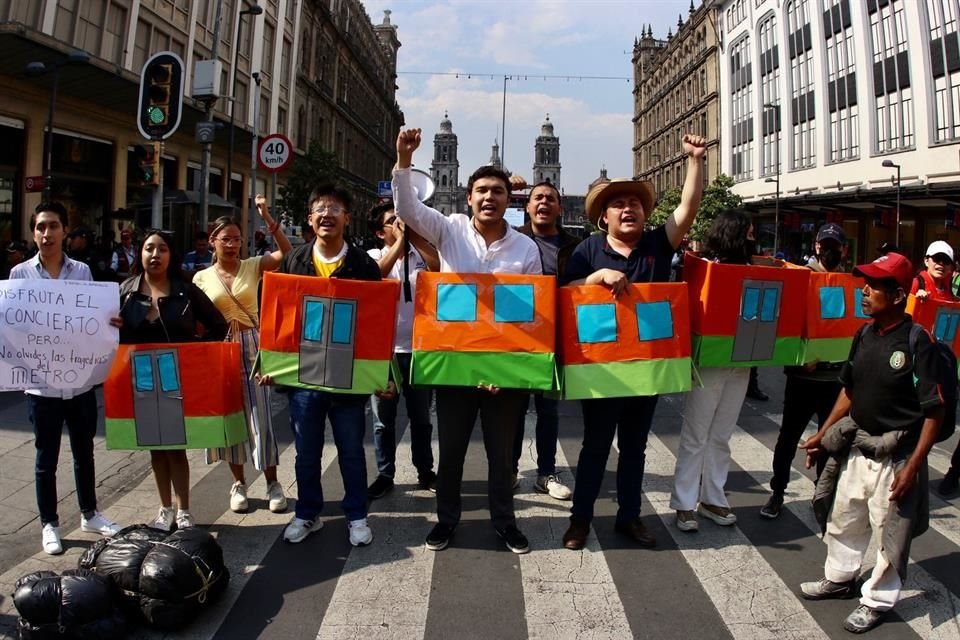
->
[301, 221, 316, 246]
[111, 228, 136, 281]
[253, 229, 270, 257]
[267, 184, 382, 547]
[393, 127, 542, 554]
[118, 230, 228, 532]
[559, 134, 706, 551]
[365, 200, 440, 500]
[761, 223, 847, 519]
[799, 252, 944, 634]
[1, 240, 28, 279]
[910, 240, 957, 302]
[10, 202, 121, 554]
[182, 232, 214, 277]
[670, 210, 754, 533]
[194, 194, 292, 514]
[510, 180, 579, 500]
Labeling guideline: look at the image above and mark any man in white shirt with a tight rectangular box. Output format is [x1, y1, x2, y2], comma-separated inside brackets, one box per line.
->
[393, 127, 542, 554]
[366, 201, 440, 499]
[10, 202, 120, 555]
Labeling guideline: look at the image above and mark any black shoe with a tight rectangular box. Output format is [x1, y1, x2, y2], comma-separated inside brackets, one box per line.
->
[367, 476, 394, 500]
[746, 387, 769, 401]
[563, 517, 590, 550]
[418, 471, 438, 493]
[938, 470, 960, 496]
[760, 492, 784, 519]
[614, 517, 657, 548]
[425, 523, 455, 551]
[496, 525, 530, 554]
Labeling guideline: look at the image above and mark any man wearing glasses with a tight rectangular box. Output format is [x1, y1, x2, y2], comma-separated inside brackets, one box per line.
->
[270, 184, 382, 547]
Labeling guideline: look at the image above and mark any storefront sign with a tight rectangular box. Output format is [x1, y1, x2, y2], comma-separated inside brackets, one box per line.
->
[0, 279, 119, 391]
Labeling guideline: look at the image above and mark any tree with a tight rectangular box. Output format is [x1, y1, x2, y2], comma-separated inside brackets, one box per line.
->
[277, 141, 341, 224]
[646, 174, 742, 242]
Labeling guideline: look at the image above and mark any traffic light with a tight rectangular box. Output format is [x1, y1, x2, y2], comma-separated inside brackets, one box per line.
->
[137, 52, 184, 140]
[134, 142, 161, 186]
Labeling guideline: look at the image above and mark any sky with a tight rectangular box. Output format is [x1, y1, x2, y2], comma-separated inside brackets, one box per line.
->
[360, 0, 698, 195]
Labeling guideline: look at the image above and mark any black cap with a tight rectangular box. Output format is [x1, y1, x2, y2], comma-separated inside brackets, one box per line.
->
[878, 241, 899, 255]
[6, 240, 26, 253]
[816, 223, 845, 244]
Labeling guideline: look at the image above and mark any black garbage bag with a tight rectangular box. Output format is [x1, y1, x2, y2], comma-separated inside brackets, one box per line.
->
[138, 528, 230, 630]
[78, 524, 168, 615]
[13, 569, 127, 640]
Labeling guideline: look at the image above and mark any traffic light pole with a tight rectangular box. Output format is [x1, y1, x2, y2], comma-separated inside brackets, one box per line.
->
[198, 0, 225, 234]
[152, 142, 163, 229]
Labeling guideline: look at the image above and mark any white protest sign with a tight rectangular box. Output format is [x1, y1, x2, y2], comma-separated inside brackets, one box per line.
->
[0, 279, 119, 391]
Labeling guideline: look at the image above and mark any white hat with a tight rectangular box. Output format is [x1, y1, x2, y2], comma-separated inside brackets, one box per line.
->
[925, 240, 955, 261]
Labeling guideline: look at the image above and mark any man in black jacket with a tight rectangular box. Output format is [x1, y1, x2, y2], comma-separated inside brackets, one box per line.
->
[273, 184, 383, 548]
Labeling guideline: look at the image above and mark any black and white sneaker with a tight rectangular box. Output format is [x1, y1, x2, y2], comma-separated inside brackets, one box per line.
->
[425, 523, 455, 551]
[760, 492, 784, 519]
[496, 525, 530, 554]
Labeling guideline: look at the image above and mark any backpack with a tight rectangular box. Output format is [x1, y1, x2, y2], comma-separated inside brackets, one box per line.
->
[852, 323, 958, 442]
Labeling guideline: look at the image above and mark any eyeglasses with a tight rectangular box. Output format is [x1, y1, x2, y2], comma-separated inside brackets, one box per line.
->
[216, 236, 243, 246]
[383, 216, 398, 227]
[310, 204, 345, 216]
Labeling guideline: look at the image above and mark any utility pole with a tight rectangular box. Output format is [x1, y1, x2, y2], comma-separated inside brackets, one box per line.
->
[199, 0, 225, 233]
[250, 71, 261, 257]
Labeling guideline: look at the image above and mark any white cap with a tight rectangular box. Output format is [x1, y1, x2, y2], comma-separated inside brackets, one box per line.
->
[925, 240, 955, 261]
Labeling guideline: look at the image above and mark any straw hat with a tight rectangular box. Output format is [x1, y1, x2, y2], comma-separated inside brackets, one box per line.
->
[584, 178, 656, 225]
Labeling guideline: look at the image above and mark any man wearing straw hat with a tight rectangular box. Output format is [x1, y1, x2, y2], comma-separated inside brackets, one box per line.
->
[559, 134, 707, 550]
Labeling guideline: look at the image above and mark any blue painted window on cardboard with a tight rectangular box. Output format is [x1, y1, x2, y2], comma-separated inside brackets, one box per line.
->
[854, 288, 870, 319]
[303, 300, 325, 341]
[819, 286, 846, 319]
[437, 283, 478, 322]
[576, 304, 617, 343]
[494, 284, 535, 323]
[636, 301, 674, 341]
[331, 302, 355, 344]
[934, 310, 960, 343]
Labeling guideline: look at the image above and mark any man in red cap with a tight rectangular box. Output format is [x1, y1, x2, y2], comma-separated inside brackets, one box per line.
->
[798, 252, 945, 633]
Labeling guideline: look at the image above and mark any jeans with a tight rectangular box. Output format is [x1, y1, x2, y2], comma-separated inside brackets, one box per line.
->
[771, 375, 839, 494]
[288, 389, 367, 522]
[370, 352, 434, 481]
[435, 386, 527, 530]
[570, 395, 658, 524]
[27, 390, 99, 526]
[512, 393, 559, 476]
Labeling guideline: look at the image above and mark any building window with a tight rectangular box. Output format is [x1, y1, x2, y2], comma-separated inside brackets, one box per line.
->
[823, 0, 859, 161]
[726, 0, 747, 29]
[758, 13, 781, 177]
[787, 0, 816, 169]
[868, 0, 913, 151]
[926, 0, 960, 142]
[729, 35, 754, 182]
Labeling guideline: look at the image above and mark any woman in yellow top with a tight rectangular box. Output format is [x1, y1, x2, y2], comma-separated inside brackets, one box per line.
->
[194, 195, 293, 513]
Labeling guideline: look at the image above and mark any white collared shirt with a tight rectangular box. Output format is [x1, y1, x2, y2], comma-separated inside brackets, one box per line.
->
[367, 245, 427, 353]
[391, 168, 542, 276]
[9, 253, 95, 399]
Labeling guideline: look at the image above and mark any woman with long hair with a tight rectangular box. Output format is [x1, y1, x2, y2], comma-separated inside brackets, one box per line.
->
[194, 195, 292, 513]
[670, 210, 756, 533]
[119, 230, 228, 531]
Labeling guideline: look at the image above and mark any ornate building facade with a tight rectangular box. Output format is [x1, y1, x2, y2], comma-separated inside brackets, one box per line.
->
[532, 115, 561, 190]
[430, 112, 460, 214]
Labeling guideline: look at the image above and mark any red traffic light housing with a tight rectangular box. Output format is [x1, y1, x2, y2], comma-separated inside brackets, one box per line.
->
[138, 52, 184, 140]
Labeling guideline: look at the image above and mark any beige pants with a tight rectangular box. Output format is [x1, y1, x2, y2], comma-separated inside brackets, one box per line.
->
[823, 448, 902, 611]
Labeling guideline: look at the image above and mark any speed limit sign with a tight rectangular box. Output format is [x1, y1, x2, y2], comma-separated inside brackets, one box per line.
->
[258, 134, 293, 173]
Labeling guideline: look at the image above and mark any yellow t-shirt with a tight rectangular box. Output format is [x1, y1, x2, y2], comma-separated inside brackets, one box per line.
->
[312, 242, 346, 277]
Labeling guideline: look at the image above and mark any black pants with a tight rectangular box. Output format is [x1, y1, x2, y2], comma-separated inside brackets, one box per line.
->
[770, 376, 840, 494]
[435, 387, 527, 530]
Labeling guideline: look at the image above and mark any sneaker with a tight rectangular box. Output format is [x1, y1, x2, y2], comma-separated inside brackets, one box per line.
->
[41, 523, 62, 555]
[284, 517, 321, 543]
[175, 510, 195, 530]
[367, 476, 394, 501]
[676, 510, 699, 532]
[229, 481, 249, 513]
[418, 471, 438, 493]
[799, 578, 856, 600]
[938, 470, 960, 496]
[512, 474, 521, 490]
[80, 512, 121, 537]
[535, 474, 572, 501]
[699, 503, 737, 526]
[266, 481, 288, 513]
[152, 506, 175, 532]
[496, 525, 530, 554]
[348, 518, 373, 546]
[425, 523, 455, 551]
[843, 604, 885, 633]
[760, 493, 784, 520]
[562, 517, 590, 550]
[614, 517, 657, 548]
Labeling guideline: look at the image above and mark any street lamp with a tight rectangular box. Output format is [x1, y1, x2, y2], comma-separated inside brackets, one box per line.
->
[882, 159, 901, 246]
[763, 102, 781, 253]
[25, 50, 90, 201]
[227, 2, 263, 209]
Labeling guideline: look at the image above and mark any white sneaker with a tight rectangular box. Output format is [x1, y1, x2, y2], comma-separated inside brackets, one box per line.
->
[229, 481, 249, 513]
[348, 518, 373, 546]
[41, 523, 62, 555]
[267, 481, 288, 513]
[152, 506, 175, 532]
[175, 510, 195, 529]
[284, 516, 320, 543]
[535, 474, 572, 501]
[80, 512, 121, 536]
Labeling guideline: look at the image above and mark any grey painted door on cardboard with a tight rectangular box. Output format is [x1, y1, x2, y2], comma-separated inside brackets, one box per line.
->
[298, 296, 357, 389]
[132, 349, 186, 447]
[732, 279, 783, 362]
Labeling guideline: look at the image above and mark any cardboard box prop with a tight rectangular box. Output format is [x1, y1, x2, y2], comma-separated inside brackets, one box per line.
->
[411, 272, 556, 390]
[105, 342, 246, 450]
[801, 271, 870, 363]
[684, 252, 810, 367]
[907, 295, 960, 358]
[558, 283, 691, 399]
[259, 272, 399, 394]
